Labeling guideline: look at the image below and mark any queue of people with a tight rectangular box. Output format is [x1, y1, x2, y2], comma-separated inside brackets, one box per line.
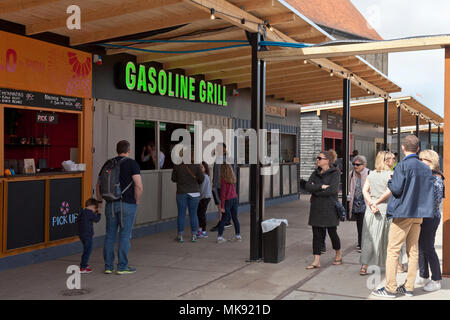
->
[306, 135, 444, 297]
[79, 136, 444, 298]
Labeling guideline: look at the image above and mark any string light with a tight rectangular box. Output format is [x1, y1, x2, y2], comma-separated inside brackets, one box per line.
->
[210, 8, 215, 20]
[330, 69, 334, 77]
[303, 60, 308, 64]
[241, 18, 246, 24]
[266, 22, 274, 32]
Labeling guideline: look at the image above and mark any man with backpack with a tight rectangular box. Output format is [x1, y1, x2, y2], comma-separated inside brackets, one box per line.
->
[97, 140, 143, 275]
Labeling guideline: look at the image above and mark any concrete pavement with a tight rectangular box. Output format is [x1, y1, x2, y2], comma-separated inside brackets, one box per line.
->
[0, 195, 448, 300]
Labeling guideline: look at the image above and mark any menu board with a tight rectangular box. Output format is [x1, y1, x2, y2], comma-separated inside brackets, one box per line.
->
[327, 113, 343, 130]
[0, 87, 83, 111]
[49, 178, 81, 241]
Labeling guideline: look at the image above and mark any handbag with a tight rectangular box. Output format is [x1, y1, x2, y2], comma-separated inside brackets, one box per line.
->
[334, 200, 346, 221]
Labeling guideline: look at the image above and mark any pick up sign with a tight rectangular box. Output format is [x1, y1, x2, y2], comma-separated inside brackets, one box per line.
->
[36, 112, 58, 124]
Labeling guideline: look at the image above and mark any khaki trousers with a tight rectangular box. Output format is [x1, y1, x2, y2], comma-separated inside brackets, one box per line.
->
[385, 218, 423, 293]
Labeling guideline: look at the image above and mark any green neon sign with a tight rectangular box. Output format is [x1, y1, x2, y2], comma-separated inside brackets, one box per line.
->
[120, 61, 228, 106]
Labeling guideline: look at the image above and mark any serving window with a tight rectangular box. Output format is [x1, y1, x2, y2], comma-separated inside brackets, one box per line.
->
[135, 120, 195, 170]
[4, 107, 79, 174]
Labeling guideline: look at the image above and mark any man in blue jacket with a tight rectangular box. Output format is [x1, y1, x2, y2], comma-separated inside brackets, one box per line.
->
[372, 135, 434, 298]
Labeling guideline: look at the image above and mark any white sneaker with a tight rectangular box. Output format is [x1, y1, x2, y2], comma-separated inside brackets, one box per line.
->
[415, 276, 430, 286]
[423, 280, 441, 292]
[230, 235, 242, 242]
[217, 237, 227, 244]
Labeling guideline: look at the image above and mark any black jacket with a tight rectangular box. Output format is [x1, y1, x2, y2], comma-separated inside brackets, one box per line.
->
[305, 166, 340, 227]
[171, 164, 205, 194]
[78, 208, 101, 239]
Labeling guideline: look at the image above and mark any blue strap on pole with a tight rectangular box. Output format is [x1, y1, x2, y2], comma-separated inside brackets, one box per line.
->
[98, 39, 310, 54]
[98, 43, 250, 54]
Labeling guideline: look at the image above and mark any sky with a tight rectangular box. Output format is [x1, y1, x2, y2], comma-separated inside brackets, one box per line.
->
[350, 0, 450, 117]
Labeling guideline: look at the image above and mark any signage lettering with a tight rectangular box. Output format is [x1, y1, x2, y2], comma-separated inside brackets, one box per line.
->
[119, 61, 228, 106]
[37, 112, 59, 124]
[1, 87, 83, 111]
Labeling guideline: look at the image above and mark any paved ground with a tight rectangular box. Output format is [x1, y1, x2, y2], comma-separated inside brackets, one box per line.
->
[0, 195, 448, 300]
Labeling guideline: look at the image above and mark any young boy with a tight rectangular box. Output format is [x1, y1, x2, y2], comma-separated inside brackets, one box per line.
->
[78, 198, 101, 273]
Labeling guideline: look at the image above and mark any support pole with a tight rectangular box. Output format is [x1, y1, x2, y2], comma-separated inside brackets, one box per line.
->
[416, 113, 420, 137]
[258, 59, 266, 259]
[384, 99, 388, 150]
[443, 48, 450, 277]
[438, 126, 441, 156]
[397, 104, 401, 162]
[342, 78, 351, 216]
[248, 31, 263, 261]
[428, 122, 432, 149]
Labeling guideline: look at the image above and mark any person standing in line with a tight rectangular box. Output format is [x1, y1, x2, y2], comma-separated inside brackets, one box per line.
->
[305, 151, 342, 269]
[97, 140, 143, 275]
[196, 161, 212, 239]
[359, 151, 394, 275]
[217, 164, 241, 243]
[172, 154, 205, 243]
[210, 143, 232, 232]
[372, 135, 434, 298]
[416, 149, 444, 292]
[349, 155, 370, 253]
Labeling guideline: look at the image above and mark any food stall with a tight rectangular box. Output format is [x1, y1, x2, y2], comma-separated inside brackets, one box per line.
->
[0, 31, 92, 257]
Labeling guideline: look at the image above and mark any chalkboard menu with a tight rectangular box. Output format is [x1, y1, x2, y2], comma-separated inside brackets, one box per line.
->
[0, 87, 83, 111]
[327, 113, 343, 130]
[7, 180, 45, 250]
[49, 178, 81, 241]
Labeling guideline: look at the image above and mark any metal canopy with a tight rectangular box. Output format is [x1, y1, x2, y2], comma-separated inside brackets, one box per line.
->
[301, 96, 443, 128]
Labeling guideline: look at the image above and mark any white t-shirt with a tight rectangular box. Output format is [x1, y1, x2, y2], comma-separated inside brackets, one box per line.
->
[142, 152, 165, 168]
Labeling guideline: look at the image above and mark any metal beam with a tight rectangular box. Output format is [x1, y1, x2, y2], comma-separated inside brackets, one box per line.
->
[416, 113, 420, 137]
[428, 122, 432, 149]
[342, 78, 351, 217]
[249, 31, 262, 261]
[397, 103, 402, 162]
[438, 126, 441, 156]
[384, 99, 388, 150]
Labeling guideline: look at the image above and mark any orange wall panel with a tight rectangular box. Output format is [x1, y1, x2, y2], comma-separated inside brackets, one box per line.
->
[0, 31, 91, 99]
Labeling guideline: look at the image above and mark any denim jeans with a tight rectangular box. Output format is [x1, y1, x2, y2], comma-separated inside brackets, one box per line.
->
[176, 194, 199, 235]
[419, 216, 442, 281]
[218, 197, 240, 237]
[80, 236, 93, 269]
[103, 201, 137, 271]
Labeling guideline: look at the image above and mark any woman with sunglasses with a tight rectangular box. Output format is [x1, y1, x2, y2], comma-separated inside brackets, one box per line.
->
[359, 151, 395, 275]
[349, 155, 370, 253]
[305, 151, 342, 269]
[416, 149, 444, 292]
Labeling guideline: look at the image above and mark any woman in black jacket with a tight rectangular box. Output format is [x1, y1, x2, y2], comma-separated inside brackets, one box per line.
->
[305, 150, 342, 269]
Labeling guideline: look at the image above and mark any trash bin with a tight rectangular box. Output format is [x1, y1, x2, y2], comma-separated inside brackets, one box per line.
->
[261, 219, 288, 263]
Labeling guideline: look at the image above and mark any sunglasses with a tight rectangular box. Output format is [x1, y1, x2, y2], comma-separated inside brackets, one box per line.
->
[419, 158, 431, 163]
[353, 163, 363, 167]
[316, 156, 327, 161]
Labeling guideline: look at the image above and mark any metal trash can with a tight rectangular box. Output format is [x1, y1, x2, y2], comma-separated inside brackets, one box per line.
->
[262, 219, 287, 263]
